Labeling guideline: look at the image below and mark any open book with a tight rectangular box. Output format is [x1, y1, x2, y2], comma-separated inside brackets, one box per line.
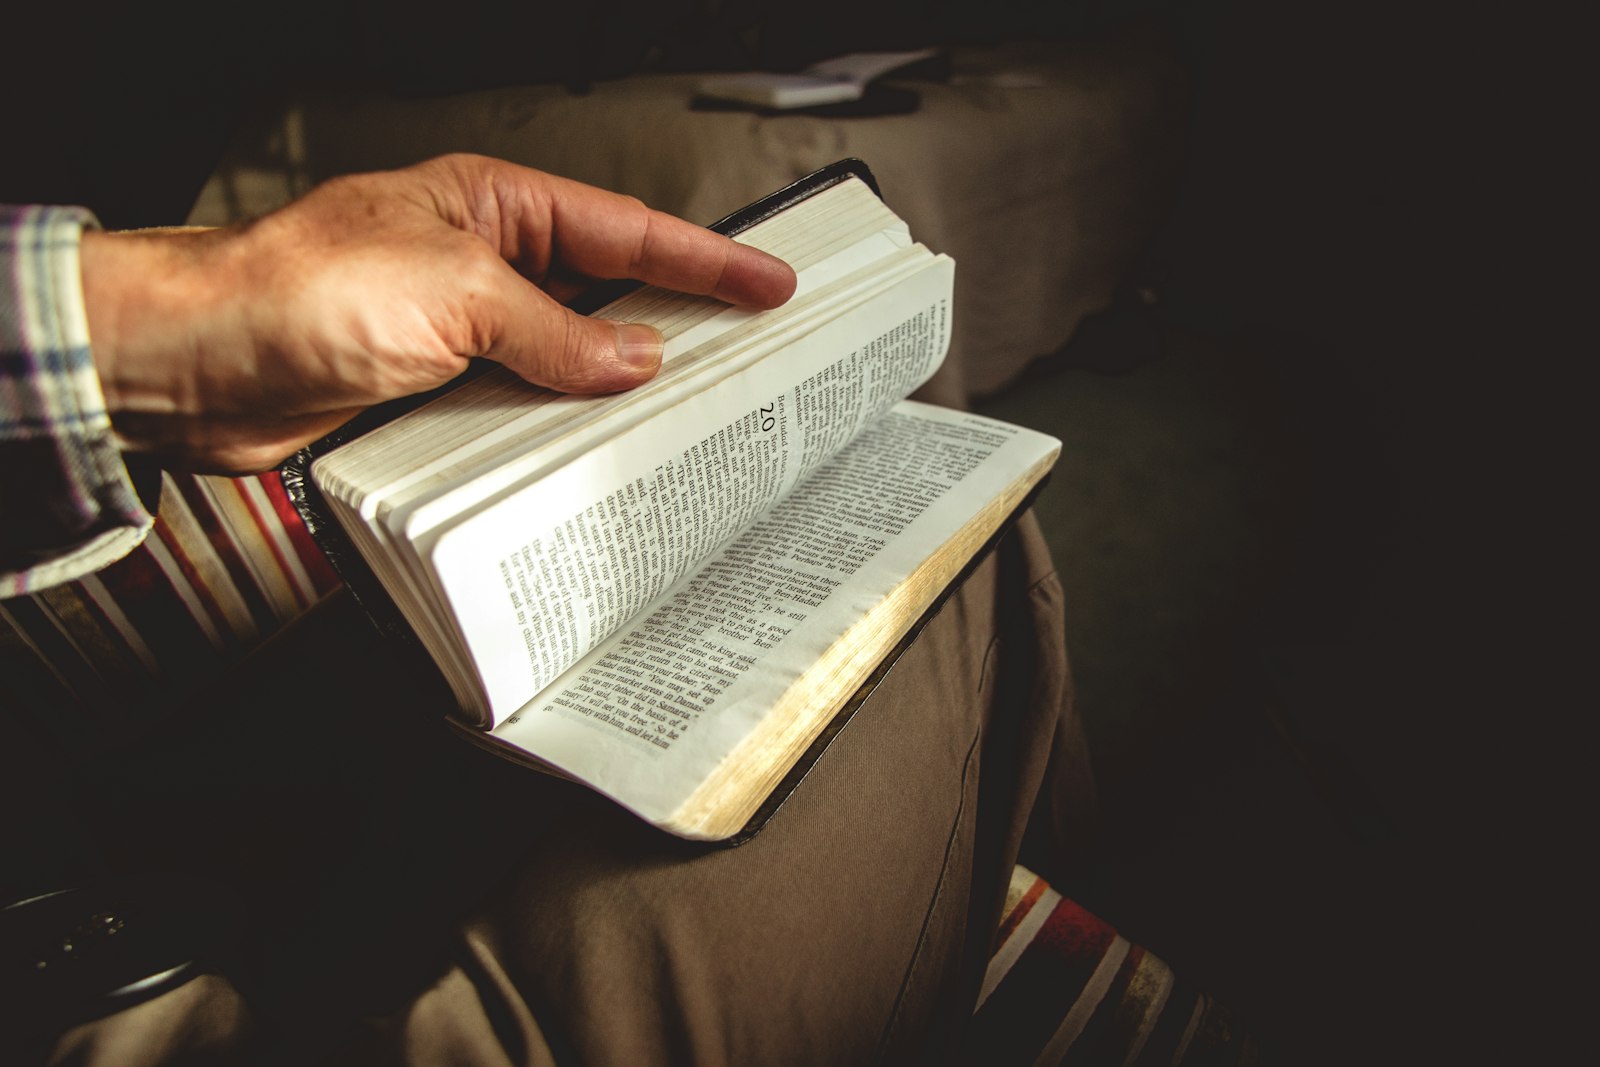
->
[290, 161, 1060, 841]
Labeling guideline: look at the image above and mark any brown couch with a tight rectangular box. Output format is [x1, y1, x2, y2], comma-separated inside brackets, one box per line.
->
[191, 29, 1184, 409]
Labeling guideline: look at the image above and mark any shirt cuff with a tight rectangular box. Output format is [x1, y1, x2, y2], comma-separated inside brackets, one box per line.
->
[1, 205, 154, 598]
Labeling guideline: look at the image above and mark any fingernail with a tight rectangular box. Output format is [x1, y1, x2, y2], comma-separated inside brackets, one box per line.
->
[611, 321, 663, 370]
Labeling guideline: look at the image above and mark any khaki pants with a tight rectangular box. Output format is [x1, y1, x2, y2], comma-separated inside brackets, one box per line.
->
[44, 515, 1091, 1066]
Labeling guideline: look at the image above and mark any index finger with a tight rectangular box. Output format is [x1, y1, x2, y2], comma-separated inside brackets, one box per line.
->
[492, 164, 797, 309]
[555, 183, 797, 309]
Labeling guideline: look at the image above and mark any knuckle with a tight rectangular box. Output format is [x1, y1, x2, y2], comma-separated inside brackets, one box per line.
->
[550, 315, 606, 389]
[320, 171, 381, 202]
[709, 241, 737, 294]
[417, 152, 475, 181]
[456, 236, 504, 282]
[625, 199, 655, 273]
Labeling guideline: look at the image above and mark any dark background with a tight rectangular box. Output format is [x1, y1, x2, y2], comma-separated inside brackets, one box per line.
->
[4, 1, 1519, 1061]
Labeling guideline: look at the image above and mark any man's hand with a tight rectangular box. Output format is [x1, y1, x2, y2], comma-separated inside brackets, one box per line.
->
[79, 154, 797, 473]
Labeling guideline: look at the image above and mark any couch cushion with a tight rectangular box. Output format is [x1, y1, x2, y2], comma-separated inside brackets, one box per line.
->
[195, 31, 1184, 408]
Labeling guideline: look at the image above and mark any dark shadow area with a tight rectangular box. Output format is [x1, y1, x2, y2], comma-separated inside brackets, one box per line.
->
[977, 1, 1506, 1061]
[3, 0, 1511, 1061]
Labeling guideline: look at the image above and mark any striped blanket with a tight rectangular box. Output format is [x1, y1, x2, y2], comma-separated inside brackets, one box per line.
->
[969, 866, 1259, 1066]
[2, 472, 338, 724]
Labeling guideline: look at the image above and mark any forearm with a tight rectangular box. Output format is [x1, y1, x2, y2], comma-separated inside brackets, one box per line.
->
[76, 223, 300, 471]
[80, 225, 223, 423]
[2, 156, 795, 594]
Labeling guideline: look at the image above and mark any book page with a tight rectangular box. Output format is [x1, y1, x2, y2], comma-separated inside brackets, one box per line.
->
[489, 403, 1060, 831]
[312, 175, 929, 722]
[317, 243, 931, 716]
[429, 259, 954, 723]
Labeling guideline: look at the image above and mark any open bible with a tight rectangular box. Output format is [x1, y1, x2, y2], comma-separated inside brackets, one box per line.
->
[288, 161, 1060, 841]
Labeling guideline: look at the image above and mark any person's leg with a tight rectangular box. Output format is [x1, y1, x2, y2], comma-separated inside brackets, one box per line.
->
[338, 514, 1084, 1066]
[27, 514, 1090, 1065]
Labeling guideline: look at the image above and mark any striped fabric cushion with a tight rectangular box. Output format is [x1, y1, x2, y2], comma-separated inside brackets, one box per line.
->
[970, 866, 1259, 1066]
[0, 471, 339, 727]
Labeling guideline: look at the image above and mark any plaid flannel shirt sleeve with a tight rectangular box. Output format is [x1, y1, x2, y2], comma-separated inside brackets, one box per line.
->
[1, 204, 152, 598]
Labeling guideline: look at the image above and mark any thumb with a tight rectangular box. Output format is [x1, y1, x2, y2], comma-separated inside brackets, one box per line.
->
[483, 275, 662, 394]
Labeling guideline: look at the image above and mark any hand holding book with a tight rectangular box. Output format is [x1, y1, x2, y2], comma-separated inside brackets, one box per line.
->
[294, 162, 1063, 840]
[77, 153, 795, 474]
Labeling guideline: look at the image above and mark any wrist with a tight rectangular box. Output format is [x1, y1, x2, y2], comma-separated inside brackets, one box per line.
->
[79, 227, 238, 430]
